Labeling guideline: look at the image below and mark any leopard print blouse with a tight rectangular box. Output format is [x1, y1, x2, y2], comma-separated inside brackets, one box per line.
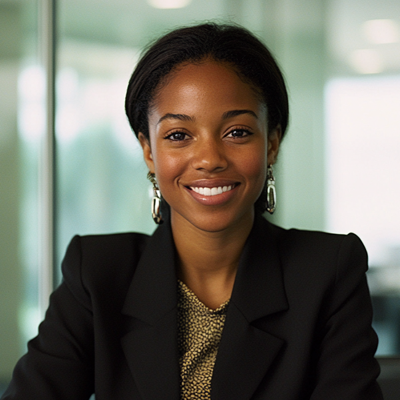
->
[177, 280, 230, 400]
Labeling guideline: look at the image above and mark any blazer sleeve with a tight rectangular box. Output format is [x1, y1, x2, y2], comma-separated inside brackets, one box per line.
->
[310, 233, 383, 400]
[1, 236, 95, 400]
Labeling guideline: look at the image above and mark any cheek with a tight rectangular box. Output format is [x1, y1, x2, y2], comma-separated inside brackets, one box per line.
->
[239, 147, 268, 186]
[152, 150, 186, 194]
[246, 157, 266, 176]
[249, 161, 268, 197]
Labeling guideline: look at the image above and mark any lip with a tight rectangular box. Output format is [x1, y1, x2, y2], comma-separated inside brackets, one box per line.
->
[183, 179, 240, 206]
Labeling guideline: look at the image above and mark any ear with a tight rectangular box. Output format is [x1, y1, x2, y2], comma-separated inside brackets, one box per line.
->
[138, 132, 155, 172]
[267, 125, 281, 165]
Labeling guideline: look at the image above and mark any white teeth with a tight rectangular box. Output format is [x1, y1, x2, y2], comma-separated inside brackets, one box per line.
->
[191, 185, 234, 196]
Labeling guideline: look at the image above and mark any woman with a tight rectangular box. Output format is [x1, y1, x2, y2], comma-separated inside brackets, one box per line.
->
[2, 23, 382, 400]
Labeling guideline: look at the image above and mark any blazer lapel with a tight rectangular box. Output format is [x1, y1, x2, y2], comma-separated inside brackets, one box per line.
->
[212, 215, 289, 400]
[121, 220, 180, 400]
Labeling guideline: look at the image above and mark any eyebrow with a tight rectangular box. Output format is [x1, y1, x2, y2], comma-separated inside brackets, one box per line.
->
[157, 113, 194, 125]
[222, 109, 258, 120]
[156, 109, 258, 125]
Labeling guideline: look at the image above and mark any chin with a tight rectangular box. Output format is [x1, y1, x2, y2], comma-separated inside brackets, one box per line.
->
[171, 207, 255, 234]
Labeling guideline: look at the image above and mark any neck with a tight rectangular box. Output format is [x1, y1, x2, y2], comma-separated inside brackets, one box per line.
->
[171, 212, 254, 309]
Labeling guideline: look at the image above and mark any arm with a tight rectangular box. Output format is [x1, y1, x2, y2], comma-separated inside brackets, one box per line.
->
[2, 236, 94, 400]
[311, 233, 383, 400]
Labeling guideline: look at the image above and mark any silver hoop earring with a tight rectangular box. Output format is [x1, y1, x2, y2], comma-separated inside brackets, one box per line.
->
[266, 165, 276, 214]
[147, 172, 163, 224]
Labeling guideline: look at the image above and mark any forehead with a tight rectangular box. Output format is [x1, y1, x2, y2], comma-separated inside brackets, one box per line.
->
[150, 61, 265, 116]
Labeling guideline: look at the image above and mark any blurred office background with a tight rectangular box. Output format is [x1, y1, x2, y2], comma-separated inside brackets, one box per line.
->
[1, 0, 400, 393]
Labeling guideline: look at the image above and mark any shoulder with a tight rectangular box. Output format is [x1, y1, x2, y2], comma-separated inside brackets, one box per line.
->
[269, 222, 367, 267]
[64, 231, 151, 265]
[61, 232, 151, 308]
[263, 221, 369, 292]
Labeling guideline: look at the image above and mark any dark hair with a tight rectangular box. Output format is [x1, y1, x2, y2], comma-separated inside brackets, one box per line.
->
[125, 22, 289, 141]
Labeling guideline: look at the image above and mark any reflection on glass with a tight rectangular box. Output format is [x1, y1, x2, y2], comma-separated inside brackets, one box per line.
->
[56, 43, 155, 280]
[326, 76, 400, 354]
[17, 63, 43, 345]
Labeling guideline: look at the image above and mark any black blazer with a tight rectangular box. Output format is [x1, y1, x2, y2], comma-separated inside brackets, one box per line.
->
[2, 215, 383, 400]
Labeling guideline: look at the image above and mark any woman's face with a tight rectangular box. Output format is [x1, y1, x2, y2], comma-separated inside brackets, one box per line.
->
[139, 60, 280, 233]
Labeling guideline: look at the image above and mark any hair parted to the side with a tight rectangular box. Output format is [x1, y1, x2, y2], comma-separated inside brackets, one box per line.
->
[125, 22, 289, 142]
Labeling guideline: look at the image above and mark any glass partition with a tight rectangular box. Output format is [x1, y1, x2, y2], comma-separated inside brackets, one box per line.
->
[325, 0, 400, 355]
[0, 0, 42, 393]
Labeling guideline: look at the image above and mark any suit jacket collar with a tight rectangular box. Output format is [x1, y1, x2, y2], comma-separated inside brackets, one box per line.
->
[122, 220, 178, 325]
[121, 221, 180, 399]
[121, 214, 288, 400]
[212, 214, 289, 400]
[230, 213, 288, 322]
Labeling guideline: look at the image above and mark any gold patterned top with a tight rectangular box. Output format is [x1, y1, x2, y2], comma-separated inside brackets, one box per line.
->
[177, 280, 230, 400]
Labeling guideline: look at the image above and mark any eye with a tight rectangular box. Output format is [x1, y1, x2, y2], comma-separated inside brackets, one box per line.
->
[165, 131, 190, 141]
[226, 128, 253, 138]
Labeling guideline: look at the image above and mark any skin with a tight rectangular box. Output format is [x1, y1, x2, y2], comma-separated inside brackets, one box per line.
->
[139, 60, 280, 308]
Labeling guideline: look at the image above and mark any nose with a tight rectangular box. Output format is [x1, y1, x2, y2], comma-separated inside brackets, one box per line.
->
[191, 135, 228, 172]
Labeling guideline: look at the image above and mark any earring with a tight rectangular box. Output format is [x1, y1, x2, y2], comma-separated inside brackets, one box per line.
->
[147, 172, 163, 224]
[266, 165, 276, 214]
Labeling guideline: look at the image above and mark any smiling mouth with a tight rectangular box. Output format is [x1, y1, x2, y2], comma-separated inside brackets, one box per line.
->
[189, 184, 238, 196]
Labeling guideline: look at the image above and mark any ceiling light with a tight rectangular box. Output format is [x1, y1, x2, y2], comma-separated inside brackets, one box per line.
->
[147, 0, 192, 9]
[362, 19, 400, 44]
[349, 49, 383, 74]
